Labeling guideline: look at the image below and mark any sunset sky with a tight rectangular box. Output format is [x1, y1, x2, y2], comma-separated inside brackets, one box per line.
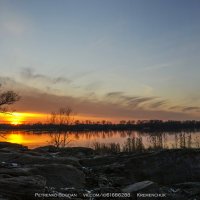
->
[1, 0, 200, 123]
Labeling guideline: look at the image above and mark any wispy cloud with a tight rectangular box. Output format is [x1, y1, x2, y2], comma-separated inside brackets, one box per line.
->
[182, 106, 200, 112]
[20, 67, 71, 84]
[1, 77, 199, 121]
[105, 91, 157, 108]
[149, 100, 168, 109]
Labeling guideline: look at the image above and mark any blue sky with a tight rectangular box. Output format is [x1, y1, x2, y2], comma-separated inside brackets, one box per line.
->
[0, 0, 200, 121]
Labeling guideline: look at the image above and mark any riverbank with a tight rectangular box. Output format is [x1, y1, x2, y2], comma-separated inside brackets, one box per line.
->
[0, 142, 199, 199]
[1, 120, 200, 132]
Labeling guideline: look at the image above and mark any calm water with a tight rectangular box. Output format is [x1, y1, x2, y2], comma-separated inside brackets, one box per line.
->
[0, 130, 200, 149]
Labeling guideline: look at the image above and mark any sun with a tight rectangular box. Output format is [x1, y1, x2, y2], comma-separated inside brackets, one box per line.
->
[9, 113, 25, 125]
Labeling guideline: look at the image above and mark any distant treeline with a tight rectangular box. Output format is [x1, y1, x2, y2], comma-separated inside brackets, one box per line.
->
[1, 120, 200, 132]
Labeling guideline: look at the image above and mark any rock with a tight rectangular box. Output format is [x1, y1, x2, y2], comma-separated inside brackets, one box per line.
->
[0, 142, 28, 151]
[122, 181, 158, 193]
[0, 167, 32, 177]
[33, 145, 58, 153]
[174, 182, 200, 189]
[12, 154, 81, 167]
[98, 175, 111, 187]
[125, 149, 200, 184]
[0, 152, 21, 163]
[80, 155, 121, 167]
[93, 187, 121, 194]
[30, 164, 85, 189]
[0, 195, 10, 200]
[58, 147, 94, 158]
[33, 146, 94, 157]
[0, 175, 46, 200]
[80, 152, 148, 167]
[110, 176, 130, 187]
[174, 182, 200, 197]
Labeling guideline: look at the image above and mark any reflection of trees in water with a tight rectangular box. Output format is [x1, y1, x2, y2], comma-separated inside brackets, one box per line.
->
[146, 132, 200, 149]
[3, 128, 199, 149]
[0, 131, 6, 140]
[48, 107, 74, 147]
[91, 131, 200, 152]
[147, 133, 168, 150]
[93, 142, 121, 154]
[122, 136, 144, 152]
[48, 130, 200, 149]
[194, 136, 200, 148]
[119, 131, 129, 138]
[72, 131, 118, 140]
[174, 132, 193, 148]
[49, 131, 75, 148]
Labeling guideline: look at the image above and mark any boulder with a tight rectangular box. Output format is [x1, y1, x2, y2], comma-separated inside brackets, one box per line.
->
[0, 152, 21, 163]
[33, 145, 58, 153]
[174, 182, 200, 197]
[58, 147, 94, 158]
[34, 146, 95, 158]
[0, 195, 10, 200]
[125, 149, 200, 184]
[0, 175, 46, 200]
[12, 154, 80, 167]
[0, 167, 32, 177]
[122, 181, 158, 193]
[30, 164, 85, 188]
[0, 142, 27, 151]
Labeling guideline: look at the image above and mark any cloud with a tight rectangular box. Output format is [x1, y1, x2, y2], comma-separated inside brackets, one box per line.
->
[14, 90, 194, 121]
[105, 92, 157, 108]
[149, 100, 168, 109]
[20, 67, 71, 84]
[106, 92, 124, 98]
[127, 97, 156, 107]
[182, 106, 200, 112]
[85, 81, 102, 91]
[1, 77, 199, 121]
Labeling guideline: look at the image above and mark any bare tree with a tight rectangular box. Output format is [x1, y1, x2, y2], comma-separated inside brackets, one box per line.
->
[0, 90, 20, 113]
[49, 107, 74, 125]
[48, 107, 74, 147]
[0, 85, 20, 138]
[58, 107, 74, 125]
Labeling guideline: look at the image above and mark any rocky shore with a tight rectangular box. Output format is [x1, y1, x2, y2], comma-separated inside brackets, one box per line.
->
[0, 142, 200, 200]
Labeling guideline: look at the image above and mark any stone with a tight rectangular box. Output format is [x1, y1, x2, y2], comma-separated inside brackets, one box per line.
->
[125, 149, 200, 184]
[0, 152, 21, 163]
[0, 175, 46, 200]
[58, 147, 94, 157]
[33, 145, 58, 153]
[0, 167, 32, 177]
[122, 181, 158, 193]
[0, 142, 27, 151]
[30, 164, 85, 189]
[12, 154, 81, 167]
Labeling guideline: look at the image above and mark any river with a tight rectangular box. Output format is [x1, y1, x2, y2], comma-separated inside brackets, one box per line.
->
[1, 130, 200, 150]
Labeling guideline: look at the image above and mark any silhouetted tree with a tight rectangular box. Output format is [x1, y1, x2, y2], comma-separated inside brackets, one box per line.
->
[0, 85, 20, 138]
[48, 107, 74, 147]
[0, 85, 20, 113]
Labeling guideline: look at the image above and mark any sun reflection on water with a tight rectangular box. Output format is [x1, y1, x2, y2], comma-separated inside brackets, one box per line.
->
[7, 133, 24, 144]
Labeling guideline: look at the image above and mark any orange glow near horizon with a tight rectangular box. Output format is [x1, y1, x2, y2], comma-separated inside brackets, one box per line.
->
[0, 112, 46, 124]
[9, 113, 25, 125]
[0, 112, 124, 125]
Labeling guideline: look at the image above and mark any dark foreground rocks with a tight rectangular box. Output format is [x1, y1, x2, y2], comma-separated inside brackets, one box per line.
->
[0, 175, 46, 200]
[0, 142, 200, 200]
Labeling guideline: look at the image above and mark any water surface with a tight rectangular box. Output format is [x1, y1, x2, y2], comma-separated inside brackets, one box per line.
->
[0, 130, 200, 149]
